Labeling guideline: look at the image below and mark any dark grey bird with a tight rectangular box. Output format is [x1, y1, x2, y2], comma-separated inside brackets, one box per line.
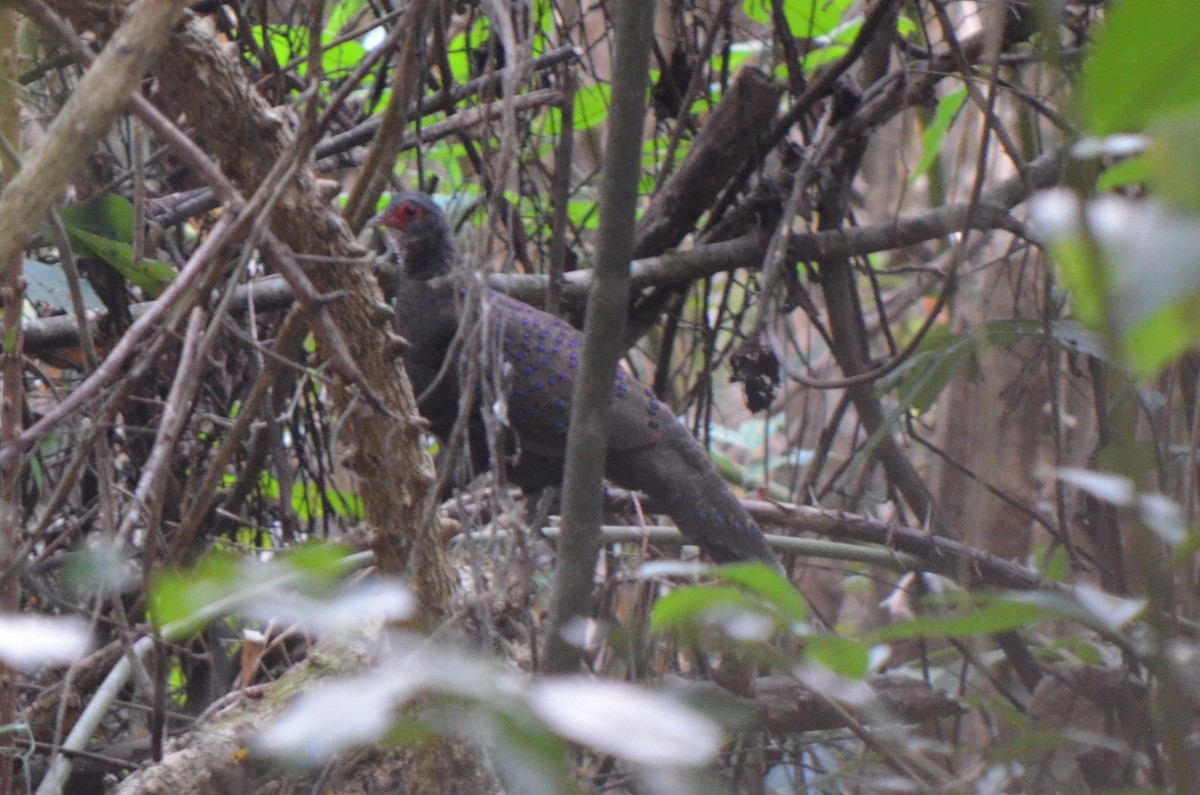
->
[378, 192, 779, 566]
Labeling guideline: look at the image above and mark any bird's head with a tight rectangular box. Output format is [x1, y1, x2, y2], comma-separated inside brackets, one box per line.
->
[375, 192, 457, 279]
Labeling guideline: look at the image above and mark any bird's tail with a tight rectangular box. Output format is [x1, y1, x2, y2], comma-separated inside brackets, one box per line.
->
[605, 422, 780, 568]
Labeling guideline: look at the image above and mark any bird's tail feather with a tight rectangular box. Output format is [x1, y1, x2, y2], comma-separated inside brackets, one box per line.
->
[605, 423, 780, 567]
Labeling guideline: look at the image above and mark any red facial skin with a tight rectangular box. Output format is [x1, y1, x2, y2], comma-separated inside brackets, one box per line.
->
[381, 200, 424, 230]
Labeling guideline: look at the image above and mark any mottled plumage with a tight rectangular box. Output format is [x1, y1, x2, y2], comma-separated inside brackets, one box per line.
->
[379, 192, 779, 566]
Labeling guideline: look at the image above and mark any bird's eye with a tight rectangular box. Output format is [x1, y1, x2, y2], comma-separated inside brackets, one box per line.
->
[401, 203, 422, 220]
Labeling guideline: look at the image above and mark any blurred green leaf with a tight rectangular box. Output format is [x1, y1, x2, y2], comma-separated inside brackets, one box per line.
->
[446, 16, 490, 84]
[321, 38, 366, 77]
[1145, 109, 1200, 209]
[151, 551, 242, 637]
[805, 635, 871, 678]
[742, 0, 851, 38]
[869, 596, 1055, 641]
[1081, 0, 1200, 135]
[711, 41, 765, 75]
[650, 586, 763, 633]
[566, 199, 598, 230]
[1097, 154, 1150, 192]
[285, 543, 355, 579]
[65, 228, 175, 297]
[877, 324, 976, 415]
[716, 563, 808, 623]
[57, 194, 135, 240]
[1121, 296, 1200, 376]
[486, 710, 573, 795]
[150, 545, 356, 638]
[251, 25, 301, 68]
[911, 87, 967, 184]
[1033, 542, 1070, 584]
[801, 16, 863, 71]
[547, 83, 612, 135]
[326, 0, 367, 33]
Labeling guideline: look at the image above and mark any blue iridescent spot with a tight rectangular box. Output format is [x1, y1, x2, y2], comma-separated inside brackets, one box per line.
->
[713, 511, 723, 525]
[552, 345, 561, 353]
[538, 331, 548, 340]
[643, 388, 654, 399]
[552, 318, 561, 326]
[540, 357, 551, 366]
[513, 388, 525, 398]
[569, 339, 581, 348]
[534, 382, 545, 391]
[553, 418, 566, 430]
[522, 317, 530, 326]
[524, 366, 534, 376]
[733, 520, 742, 530]
[648, 400, 660, 412]
[527, 404, 538, 415]
[514, 351, 527, 361]
[536, 344, 546, 353]
[616, 384, 628, 397]
[553, 397, 567, 409]
[697, 508, 708, 520]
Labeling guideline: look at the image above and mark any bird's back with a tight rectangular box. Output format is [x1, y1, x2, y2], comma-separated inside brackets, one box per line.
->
[397, 283, 779, 567]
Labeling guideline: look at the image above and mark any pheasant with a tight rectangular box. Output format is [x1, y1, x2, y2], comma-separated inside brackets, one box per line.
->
[378, 192, 779, 566]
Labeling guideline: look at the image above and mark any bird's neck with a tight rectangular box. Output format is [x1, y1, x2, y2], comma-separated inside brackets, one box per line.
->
[404, 241, 458, 280]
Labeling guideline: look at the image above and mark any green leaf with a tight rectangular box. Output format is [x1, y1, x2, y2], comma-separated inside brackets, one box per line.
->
[1145, 109, 1200, 210]
[1121, 296, 1200, 376]
[801, 16, 863, 72]
[710, 41, 765, 75]
[150, 551, 242, 637]
[715, 563, 808, 623]
[876, 323, 978, 415]
[321, 38, 366, 77]
[567, 200, 598, 230]
[869, 595, 1055, 641]
[1081, 0, 1200, 134]
[150, 545, 355, 638]
[1036, 542, 1075, 586]
[572, 82, 613, 130]
[546, 83, 612, 136]
[650, 586, 762, 633]
[910, 87, 968, 184]
[285, 542, 354, 578]
[1096, 154, 1150, 192]
[487, 710, 574, 795]
[805, 635, 871, 678]
[1042, 232, 1109, 329]
[251, 25, 302, 67]
[326, 0, 367, 33]
[64, 227, 175, 298]
[446, 16, 491, 84]
[57, 194, 135, 241]
[742, 0, 852, 38]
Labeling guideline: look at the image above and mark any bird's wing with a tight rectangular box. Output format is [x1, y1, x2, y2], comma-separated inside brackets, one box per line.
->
[488, 291, 667, 456]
